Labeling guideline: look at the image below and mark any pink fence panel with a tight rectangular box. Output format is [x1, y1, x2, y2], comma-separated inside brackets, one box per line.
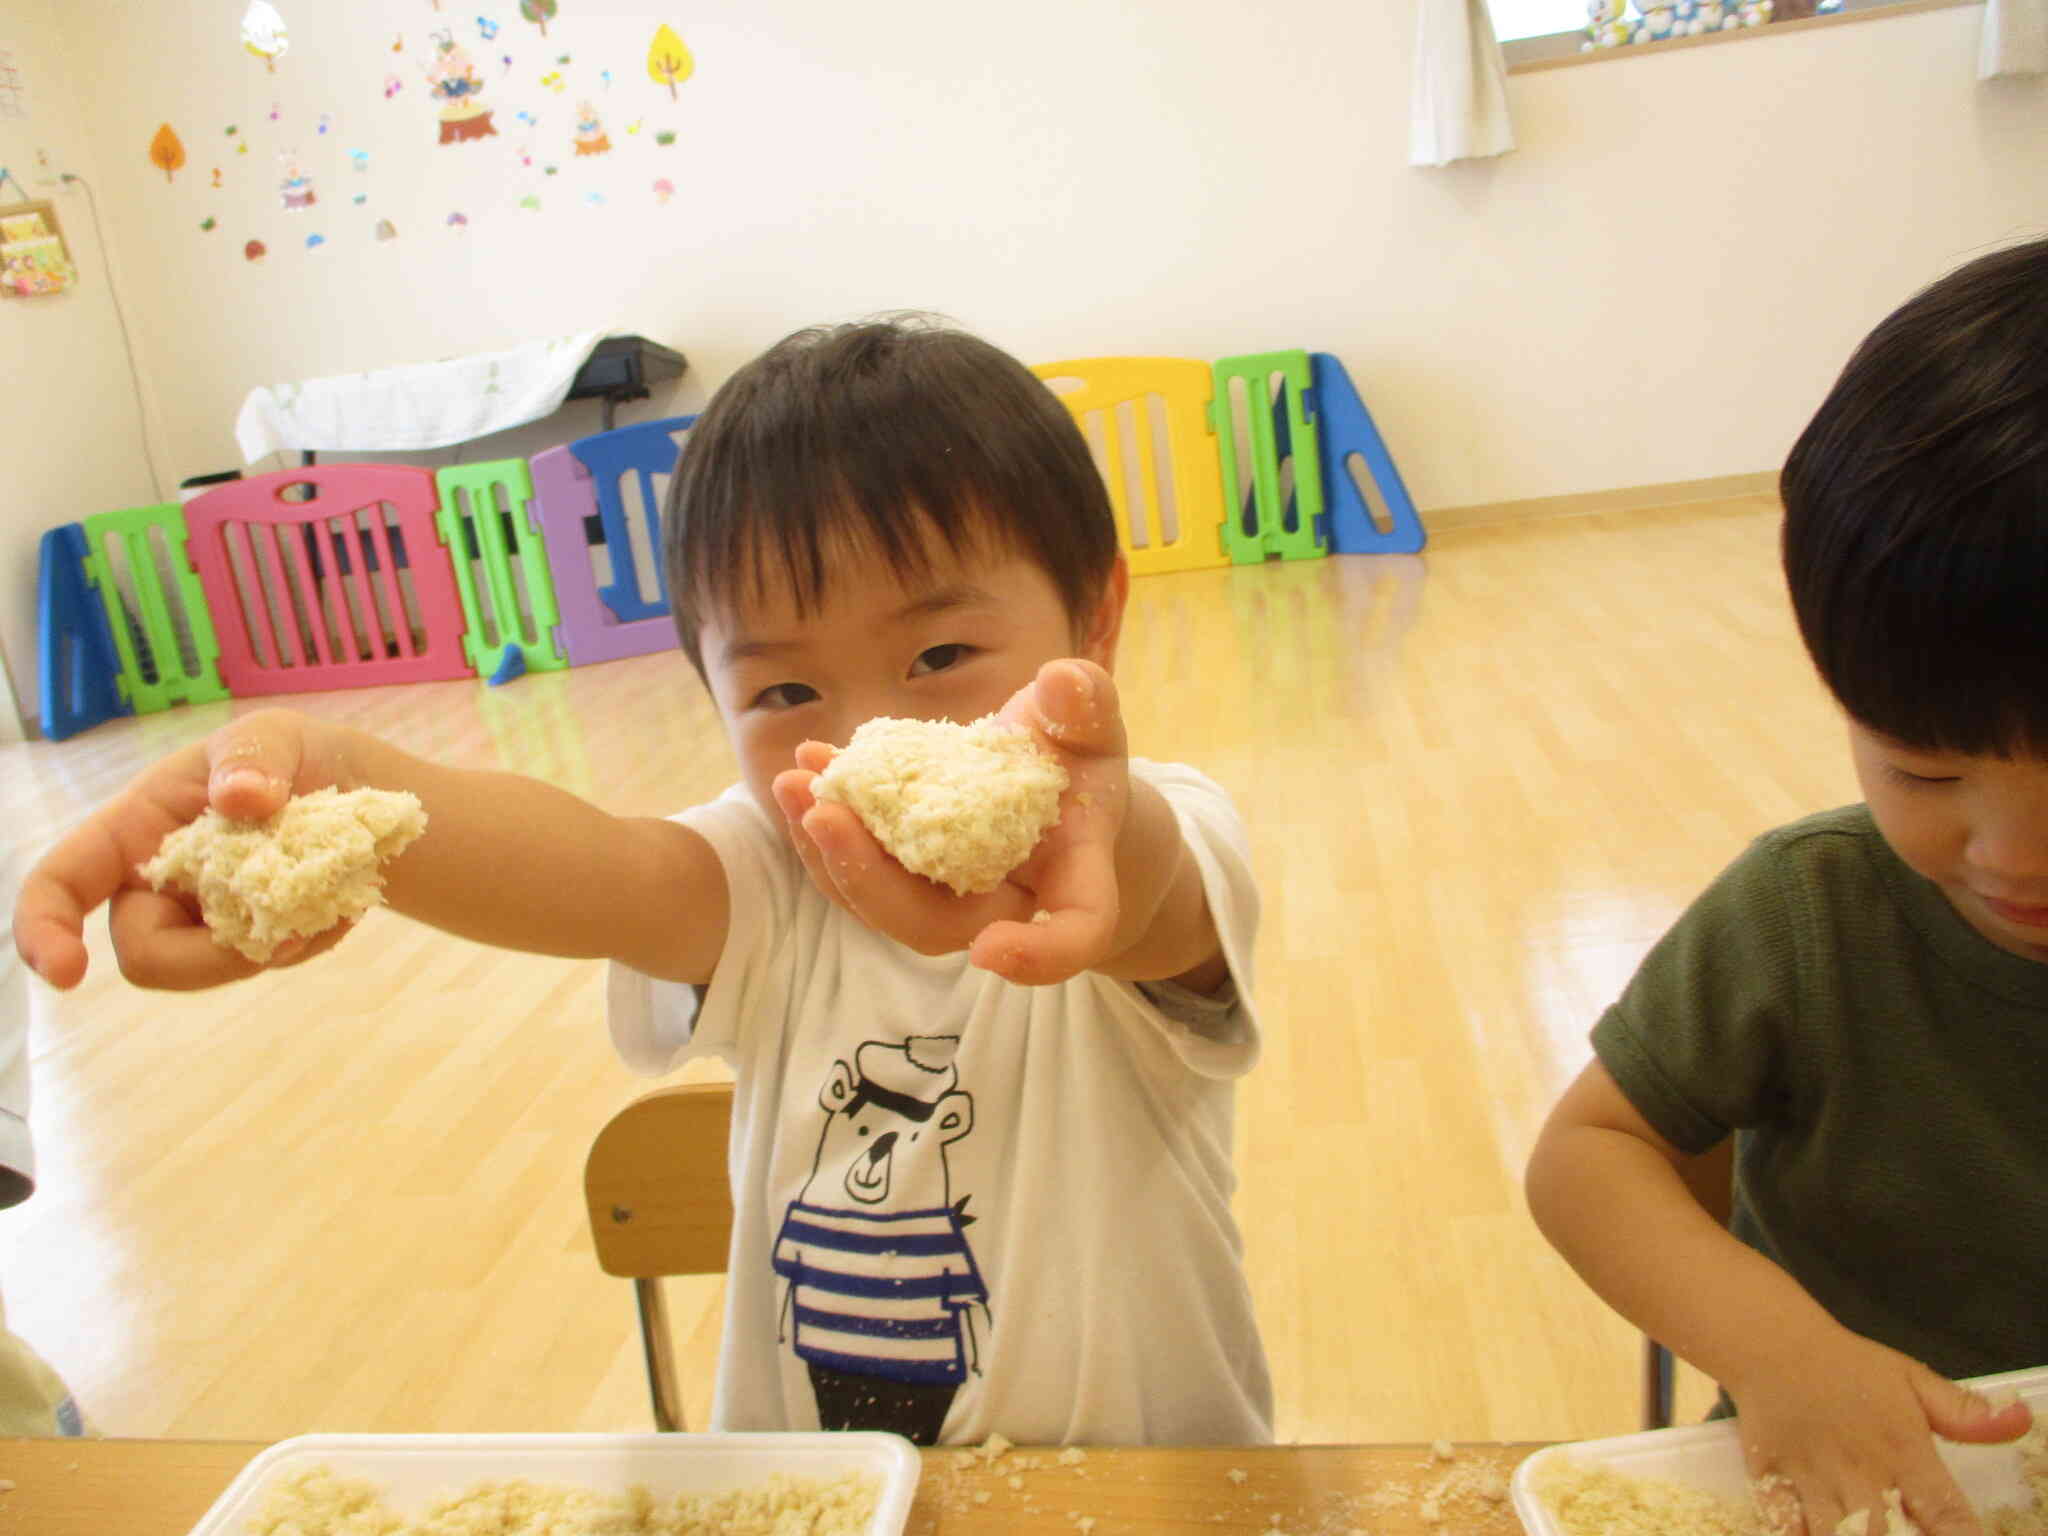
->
[183, 465, 474, 696]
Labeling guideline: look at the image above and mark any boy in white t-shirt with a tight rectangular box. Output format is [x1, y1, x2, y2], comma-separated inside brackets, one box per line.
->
[13, 318, 1272, 1445]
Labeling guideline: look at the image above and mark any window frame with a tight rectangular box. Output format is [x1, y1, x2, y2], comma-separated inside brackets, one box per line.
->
[1500, 0, 1979, 72]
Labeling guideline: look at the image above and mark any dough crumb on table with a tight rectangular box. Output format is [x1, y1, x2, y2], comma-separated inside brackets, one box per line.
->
[246, 1462, 880, 1536]
[140, 786, 426, 963]
[814, 716, 1066, 895]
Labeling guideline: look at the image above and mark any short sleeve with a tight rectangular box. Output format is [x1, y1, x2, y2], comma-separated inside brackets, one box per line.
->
[0, 945, 36, 1209]
[1592, 833, 1804, 1155]
[1131, 759, 1262, 1078]
[606, 783, 801, 1078]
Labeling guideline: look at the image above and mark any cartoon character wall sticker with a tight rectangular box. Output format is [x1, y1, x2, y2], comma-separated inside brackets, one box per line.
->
[426, 30, 499, 143]
[278, 153, 315, 209]
[572, 100, 611, 156]
[773, 1036, 987, 1445]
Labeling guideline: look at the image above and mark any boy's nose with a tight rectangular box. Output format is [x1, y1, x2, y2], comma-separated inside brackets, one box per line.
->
[1967, 808, 2048, 890]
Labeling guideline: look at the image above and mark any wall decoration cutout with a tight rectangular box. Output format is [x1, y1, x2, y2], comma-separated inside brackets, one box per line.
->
[200, 216, 217, 231]
[652, 178, 673, 204]
[447, 211, 469, 229]
[520, 1, 558, 37]
[211, 167, 223, 187]
[241, 2, 289, 72]
[384, 74, 404, 99]
[149, 123, 187, 181]
[244, 239, 266, 261]
[304, 232, 324, 248]
[375, 219, 397, 240]
[279, 155, 315, 208]
[573, 101, 610, 155]
[647, 25, 693, 98]
[427, 31, 498, 142]
[478, 17, 501, 41]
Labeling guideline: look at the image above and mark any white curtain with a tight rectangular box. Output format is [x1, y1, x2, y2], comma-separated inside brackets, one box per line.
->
[1980, 0, 2048, 77]
[1410, 0, 1517, 167]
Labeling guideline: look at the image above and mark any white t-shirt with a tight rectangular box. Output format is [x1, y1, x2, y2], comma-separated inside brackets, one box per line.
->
[607, 759, 1273, 1446]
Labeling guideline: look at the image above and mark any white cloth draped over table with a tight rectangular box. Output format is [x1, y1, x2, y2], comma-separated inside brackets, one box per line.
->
[1410, 0, 1517, 167]
[1981, 0, 2048, 77]
[233, 327, 612, 463]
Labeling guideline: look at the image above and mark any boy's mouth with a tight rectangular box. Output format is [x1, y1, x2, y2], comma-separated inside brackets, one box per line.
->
[1980, 895, 2048, 928]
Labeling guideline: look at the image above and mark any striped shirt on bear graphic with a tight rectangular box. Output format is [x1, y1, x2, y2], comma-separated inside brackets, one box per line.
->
[772, 1203, 987, 1384]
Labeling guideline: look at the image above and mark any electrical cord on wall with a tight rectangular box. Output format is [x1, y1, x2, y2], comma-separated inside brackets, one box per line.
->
[59, 171, 168, 500]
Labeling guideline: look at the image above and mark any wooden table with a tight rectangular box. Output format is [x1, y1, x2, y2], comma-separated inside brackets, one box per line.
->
[0, 1436, 1546, 1534]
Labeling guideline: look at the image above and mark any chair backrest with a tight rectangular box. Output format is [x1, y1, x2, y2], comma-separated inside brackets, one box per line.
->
[584, 1082, 735, 1280]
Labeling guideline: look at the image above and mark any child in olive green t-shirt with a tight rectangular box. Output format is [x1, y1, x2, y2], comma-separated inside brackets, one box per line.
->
[1528, 236, 2048, 1536]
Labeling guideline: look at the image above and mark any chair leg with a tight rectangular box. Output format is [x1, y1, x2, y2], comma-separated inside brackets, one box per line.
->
[634, 1276, 686, 1432]
[1642, 1337, 1676, 1430]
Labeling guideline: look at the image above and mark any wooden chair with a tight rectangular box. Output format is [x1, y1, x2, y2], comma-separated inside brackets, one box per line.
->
[1643, 1136, 1736, 1429]
[584, 1081, 735, 1431]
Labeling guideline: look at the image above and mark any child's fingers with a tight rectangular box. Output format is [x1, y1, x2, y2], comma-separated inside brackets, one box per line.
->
[105, 889, 266, 991]
[1028, 659, 1126, 761]
[800, 801, 1018, 953]
[12, 806, 169, 990]
[967, 908, 1107, 986]
[205, 710, 310, 820]
[793, 739, 836, 775]
[772, 769, 854, 915]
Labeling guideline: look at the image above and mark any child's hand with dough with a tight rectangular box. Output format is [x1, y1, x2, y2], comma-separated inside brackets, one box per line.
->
[771, 658, 1130, 985]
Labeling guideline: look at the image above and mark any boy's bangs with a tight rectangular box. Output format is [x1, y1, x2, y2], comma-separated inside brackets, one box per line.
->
[721, 477, 1010, 627]
[1822, 497, 2048, 758]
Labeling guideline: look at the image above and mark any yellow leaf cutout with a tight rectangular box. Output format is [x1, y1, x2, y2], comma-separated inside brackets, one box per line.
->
[647, 24, 693, 100]
[149, 123, 187, 182]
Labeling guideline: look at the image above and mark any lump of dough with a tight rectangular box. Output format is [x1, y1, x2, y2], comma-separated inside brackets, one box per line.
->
[813, 715, 1068, 896]
[139, 786, 427, 962]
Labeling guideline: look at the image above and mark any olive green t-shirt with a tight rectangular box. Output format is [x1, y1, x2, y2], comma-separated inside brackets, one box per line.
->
[1593, 804, 2048, 1381]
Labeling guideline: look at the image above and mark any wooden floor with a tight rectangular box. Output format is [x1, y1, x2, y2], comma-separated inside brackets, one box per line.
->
[0, 493, 1852, 1445]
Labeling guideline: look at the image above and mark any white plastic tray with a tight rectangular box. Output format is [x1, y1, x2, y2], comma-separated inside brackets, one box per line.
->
[185, 1430, 922, 1536]
[1512, 1366, 2048, 1536]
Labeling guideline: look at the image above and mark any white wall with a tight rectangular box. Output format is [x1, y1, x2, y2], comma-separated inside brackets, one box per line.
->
[0, 0, 2041, 733]
[0, 0, 161, 743]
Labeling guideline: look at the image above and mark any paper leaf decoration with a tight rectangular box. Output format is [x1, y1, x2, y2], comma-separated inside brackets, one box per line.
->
[241, 2, 289, 71]
[647, 24, 693, 99]
[149, 124, 187, 182]
[520, 0, 558, 36]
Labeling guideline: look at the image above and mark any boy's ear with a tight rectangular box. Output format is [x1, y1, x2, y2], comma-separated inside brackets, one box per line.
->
[1078, 553, 1130, 670]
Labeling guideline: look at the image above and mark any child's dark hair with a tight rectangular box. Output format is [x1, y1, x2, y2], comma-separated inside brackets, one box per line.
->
[662, 315, 1118, 674]
[1782, 235, 2048, 757]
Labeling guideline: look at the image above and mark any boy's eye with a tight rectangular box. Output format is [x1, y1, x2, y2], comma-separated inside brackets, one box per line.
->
[1885, 762, 1960, 787]
[909, 643, 972, 677]
[752, 682, 819, 710]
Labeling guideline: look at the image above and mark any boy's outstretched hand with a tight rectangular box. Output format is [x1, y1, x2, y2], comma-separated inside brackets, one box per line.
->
[772, 658, 1131, 986]
[1735, 1332, 2031, 1536]
[13, 709, 352, 992]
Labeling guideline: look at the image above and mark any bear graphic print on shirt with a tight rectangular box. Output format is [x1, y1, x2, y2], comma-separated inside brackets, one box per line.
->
[771, 1034, 988, 1445]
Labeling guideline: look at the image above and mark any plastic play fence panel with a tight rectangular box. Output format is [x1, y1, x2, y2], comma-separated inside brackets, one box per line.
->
[37, 523, 130, 740]
[1032, 357, 1230, 577]
[529, 415, 695, 667]
[80, 502, 230, 713]
[183, 465, 474, 696]
[1309, 352, 1426, 556]
[435, 458, 568, 679]
[1213, 350, 1328, 564]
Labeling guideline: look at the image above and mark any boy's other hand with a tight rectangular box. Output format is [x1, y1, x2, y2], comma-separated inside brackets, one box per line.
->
[1736, 1333, 2031, 1536]
[771, 659, 1128, 984]
[12, 708, 351, 991]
